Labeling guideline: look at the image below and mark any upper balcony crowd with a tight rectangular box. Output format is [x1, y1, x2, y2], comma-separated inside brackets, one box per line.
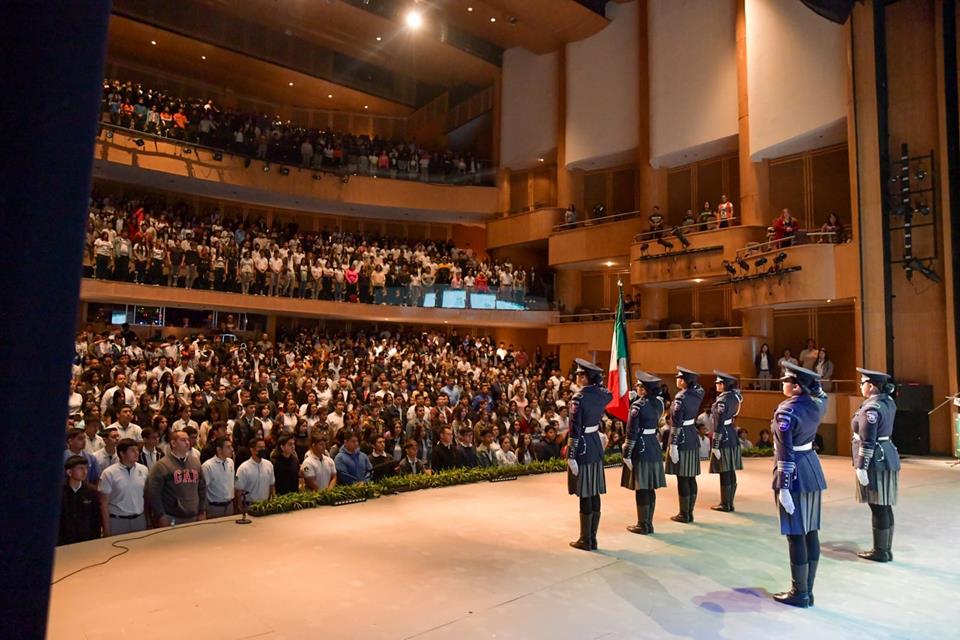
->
[84, 192, 550, 309]
[101, 79, 492, 185]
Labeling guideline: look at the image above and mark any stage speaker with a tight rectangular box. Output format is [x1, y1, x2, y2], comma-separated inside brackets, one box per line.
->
[895, 383, 933, 413]
[893, 410, 930, 455]
[800, 0, 858, 24]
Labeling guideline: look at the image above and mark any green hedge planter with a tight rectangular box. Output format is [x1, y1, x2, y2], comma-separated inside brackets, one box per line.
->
[249, 453, 623, 517]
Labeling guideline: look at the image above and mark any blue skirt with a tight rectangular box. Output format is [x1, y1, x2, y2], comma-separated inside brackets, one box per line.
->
[621, 459, 667, 490]
[568, 460, 607, 497]
[665, 448, 700, 477]
[709, 446, 743, 473]
[777, 490, 822, 535]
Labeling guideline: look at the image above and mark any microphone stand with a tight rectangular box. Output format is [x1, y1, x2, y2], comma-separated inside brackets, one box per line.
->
[235, 490, 252, 524]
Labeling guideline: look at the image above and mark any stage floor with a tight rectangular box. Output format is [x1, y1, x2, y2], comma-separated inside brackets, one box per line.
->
[48, 456, 959, 640]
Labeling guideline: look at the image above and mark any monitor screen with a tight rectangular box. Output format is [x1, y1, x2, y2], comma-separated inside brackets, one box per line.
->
[469, 293, 496, 309]
[495, 300, 526, 311]
[441, 289, 467, 309]
[111, 310, 128, 325]
[422, 292, 437, 308]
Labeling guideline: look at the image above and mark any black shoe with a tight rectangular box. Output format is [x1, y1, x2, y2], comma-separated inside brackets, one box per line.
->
[671, 496, 691, 523]
[858, 527, 893, 562]
[807, 560, 818, 607]
[711, 484, 731, 511]
[729, 482, 737, 512]
[590, 511, 600, 550]
[648, 493, 656, 533]
[773, 564, 810, 608]
[570, 513, 592, 551]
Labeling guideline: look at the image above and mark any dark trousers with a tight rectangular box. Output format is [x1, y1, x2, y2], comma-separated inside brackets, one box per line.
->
[113, 256, 129, 281]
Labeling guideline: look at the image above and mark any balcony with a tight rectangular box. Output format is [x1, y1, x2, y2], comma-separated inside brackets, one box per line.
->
[80, 280, 554, 329]
[93, 126, 499, 222]
[487, 207, 562, 249]
[629, 334, 761, 382]
[549, 212, 647, 268]
[630, 223, 768, 287]
[730, 241, 859, 309]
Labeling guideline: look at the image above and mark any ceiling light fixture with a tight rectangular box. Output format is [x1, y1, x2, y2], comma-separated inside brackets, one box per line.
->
[468, 7, 473, 12]
[693, 278, 704, 283]
[405, 10, 423, 29]
[376, 36, 382, 41]
[288, 82, 294, 86]
[201, 55, 206, 60]
[328, 93, 333, 99]
[604, 261, 615, 267]
[150, 40, 157, 45]
[364, 105, 369, 110]
[490, 17, 496, 23]
[538, 157, 544, 162]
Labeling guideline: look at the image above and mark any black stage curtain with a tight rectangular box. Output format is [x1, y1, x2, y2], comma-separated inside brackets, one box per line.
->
[0, 1, 111, 637]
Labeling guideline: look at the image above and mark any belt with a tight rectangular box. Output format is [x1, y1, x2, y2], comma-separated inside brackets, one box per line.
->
[878, 436, 890, 441]
[642, 429, 657, 435]
[723, 419, 733, 425]
[794, 442, 813, 452]
[584, 425, 599, 433]
[109, 513, 143, 520]
[208, 500, 232, 507]
[682, 419, 695, 426]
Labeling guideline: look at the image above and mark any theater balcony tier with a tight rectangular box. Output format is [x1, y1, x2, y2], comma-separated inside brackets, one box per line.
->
[92, 132, 498, 223]
[487, 208, 562, 249]
[80, 280, 554, 329]
[730, 242, 859, 309]
[630, 225, 768, 287]
[548, 215, 648, 269]
[548, 319, 759, 384]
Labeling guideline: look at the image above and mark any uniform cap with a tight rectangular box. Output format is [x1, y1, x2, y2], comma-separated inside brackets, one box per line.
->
[780, 361, 821, 388]
[713, 370, 738, 387]
[636, 370, 662, 392]
[675, 366, 699, 383]
[856, 367, 891, 387]
[574, 358, 603, 375]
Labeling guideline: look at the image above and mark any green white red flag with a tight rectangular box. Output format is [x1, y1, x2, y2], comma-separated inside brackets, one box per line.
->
[605, 282, 630, 421]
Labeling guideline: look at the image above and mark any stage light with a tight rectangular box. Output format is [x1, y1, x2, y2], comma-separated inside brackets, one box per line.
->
[915, 168, 927, 182]
[376, 36, 382, 41]
[263, 163, 271, 173]
[736, 257, 750, 273]
[279, 167, 290, 176]
[722, 260, 737, 276]
[538, 157, 544, 163]
[604, 261, 615, 267]
[201, 55, 206, 60]
[754, 256, 768, 269]
[774, 252, 787, 267]
[341, 174, 350, 184]
[133, 138, 145, 147]
[693, 278, 703, 283]
[468, 6, 473, 11]
[406, 10, 423, 29]
[671, 226, 690, 249]
[328, 94, 333, 99]
[289, 82, 294, 87]
[182, 147, 192, 154]
[905, 258, 941, 283]
[105, 129, 113, 140]
[364, 105, 369, 110]
[490, 17, 496, 22]
[150, 40, 157, 46]
[313, 173, 322, 181]
[592, 204, 606, 219]
[639, 242, 649, 256]
[212, 151, 223, 161]
[657, 238, 674, 251]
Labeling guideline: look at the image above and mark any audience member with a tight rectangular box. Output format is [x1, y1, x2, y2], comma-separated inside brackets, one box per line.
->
[59, 456, 101, 545]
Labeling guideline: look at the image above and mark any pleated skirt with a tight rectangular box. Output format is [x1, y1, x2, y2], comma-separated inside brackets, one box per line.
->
[621, 459, 667, 490]
[777, 490, 822, 535]
[856, 468, 899, 505]
[568, 460, 607, 497]
[708, 446, 743, 473]
[665, 448, 700, 477]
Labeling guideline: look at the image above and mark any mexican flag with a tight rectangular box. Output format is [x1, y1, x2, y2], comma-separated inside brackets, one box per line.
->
[605, 283, 630, 421]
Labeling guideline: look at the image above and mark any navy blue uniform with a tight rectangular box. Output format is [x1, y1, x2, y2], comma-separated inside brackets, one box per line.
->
[773, 388, 828, 535]
[665, 385, 704, 477]
[852, 393, 900, 505]
[621, 394, 667, 490]
[709, 389, 744, 473]
[567, 383, 612, 497]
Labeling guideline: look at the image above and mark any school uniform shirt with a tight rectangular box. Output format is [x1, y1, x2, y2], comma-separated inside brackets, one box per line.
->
[109, 421, 143, 442]
[59, 482, 101, 545]
[235, 457, 275, 503]
[201, 456, 235, 504]
[100, 385, 135, 416]
[94, 448, 120, 473]
[83, 433, 105, 455]
[139, 447, 163, 470]
[98, 462, 149, 516]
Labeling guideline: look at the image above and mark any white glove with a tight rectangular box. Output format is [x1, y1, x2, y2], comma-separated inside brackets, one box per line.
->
[567, 459, 579, 476]
[856, 468, 870, 486]
[778, 489, 795, 515]
[623, 458, 633, 471]
[712, 448, 721, 460]
[669, 445, 679, 464]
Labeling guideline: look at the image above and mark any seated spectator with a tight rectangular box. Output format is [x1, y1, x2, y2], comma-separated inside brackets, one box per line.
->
[301, 433, 337, 491]
[697, 424, 711, 461]
[820, 212, 844, 243]
[397, 440, 430, 475]
[496, 436, 518, 466]
[534, 425, 561, 460]
[564, 204, 577, 225]
[456, 427, 479, 468]
[334, 430, 372, 485]
[756, 429, 774, 450]
[369, 434, 397, 481]
[737, 428, 753, 449]
[476, 429, 498, 467]
[430, 426, 461, 472]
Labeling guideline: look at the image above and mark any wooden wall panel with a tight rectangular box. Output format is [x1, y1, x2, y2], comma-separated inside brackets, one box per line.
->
[581, 274, 605, 310]
[667, 168, 693, 226]
[532, 168, 556, 209]
[509, 171, 529, 212]
[696, 160, 724, 212]
[816, 305, 856, 385]
[769, 157, 806, 227]
[811, 147, 851, 229]
[667, 289, 695, 325]
[611, 168, 638, 214]
[583, 172, 607, 214]
[772, 310, 812, 361]
[698, 287, 728, 326]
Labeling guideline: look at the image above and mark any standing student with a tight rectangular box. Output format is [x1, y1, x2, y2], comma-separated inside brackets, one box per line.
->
[852, 368, 900, 563]
[566, 359, 612, 551]
[235, 437, 275, 505]
[145, 430, 207, 526]
[709, 372, 744, 513]
[665, 367, 705, 523]
[621, 372, 667, 535]
[59, 456, 101, 545]
[98, 438, 149, 536]
[771, 363, 828, 608]
[201, 437, 235, 518]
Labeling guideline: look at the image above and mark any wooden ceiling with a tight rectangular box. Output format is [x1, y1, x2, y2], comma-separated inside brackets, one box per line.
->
[107, 16, 414, 117]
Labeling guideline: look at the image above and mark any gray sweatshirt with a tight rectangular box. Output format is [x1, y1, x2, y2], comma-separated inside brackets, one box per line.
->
[146, 453, 207, 519]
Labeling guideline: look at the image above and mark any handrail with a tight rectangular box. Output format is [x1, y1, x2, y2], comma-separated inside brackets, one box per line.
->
[738, 377, 856, 393]
[634, 217, 741, 243]
[97, 122, 497, 187]
[553, 209, 641, 232]
[633, 325, 743, 337]
[557, 310, 640, 322]
[734, 230, 837, 258]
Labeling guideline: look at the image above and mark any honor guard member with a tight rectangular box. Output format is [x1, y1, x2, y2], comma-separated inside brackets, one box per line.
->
[709, 371, 743, 512]
[621, 371, 668, 535]
[666, 367, 705, 523]
[852, 367, 900, 562]
[772, 362, 828, 608]
[567, 358, 612, 551]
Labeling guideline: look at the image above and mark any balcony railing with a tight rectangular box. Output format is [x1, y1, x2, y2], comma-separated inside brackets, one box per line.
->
[97, 122, 496, 187]
[733, 226, 852, 260]
[82, 275, 554, 312]
[740, 377, 856, 394]
[633, 217, 741, 243]
[633, 325, 743, 340]
[553, 210, 641, 232]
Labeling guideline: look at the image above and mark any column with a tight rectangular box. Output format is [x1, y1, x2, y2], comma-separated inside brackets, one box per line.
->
[736, 0, 770, 227]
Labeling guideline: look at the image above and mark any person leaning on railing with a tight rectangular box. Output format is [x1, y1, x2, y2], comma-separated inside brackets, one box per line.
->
[773, 209, 799, 248]
[820, 212, 845, 244]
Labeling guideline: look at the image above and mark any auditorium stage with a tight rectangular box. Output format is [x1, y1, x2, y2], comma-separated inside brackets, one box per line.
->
[48, 456, 959, 640]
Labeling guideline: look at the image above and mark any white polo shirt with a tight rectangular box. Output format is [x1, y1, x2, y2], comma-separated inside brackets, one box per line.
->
[235, 458, 275, 503]
[98, 462, 148, 516]
[300, 451, 336, 490]
[201, 456, 235, 504]
[110, 421, 142, 442]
